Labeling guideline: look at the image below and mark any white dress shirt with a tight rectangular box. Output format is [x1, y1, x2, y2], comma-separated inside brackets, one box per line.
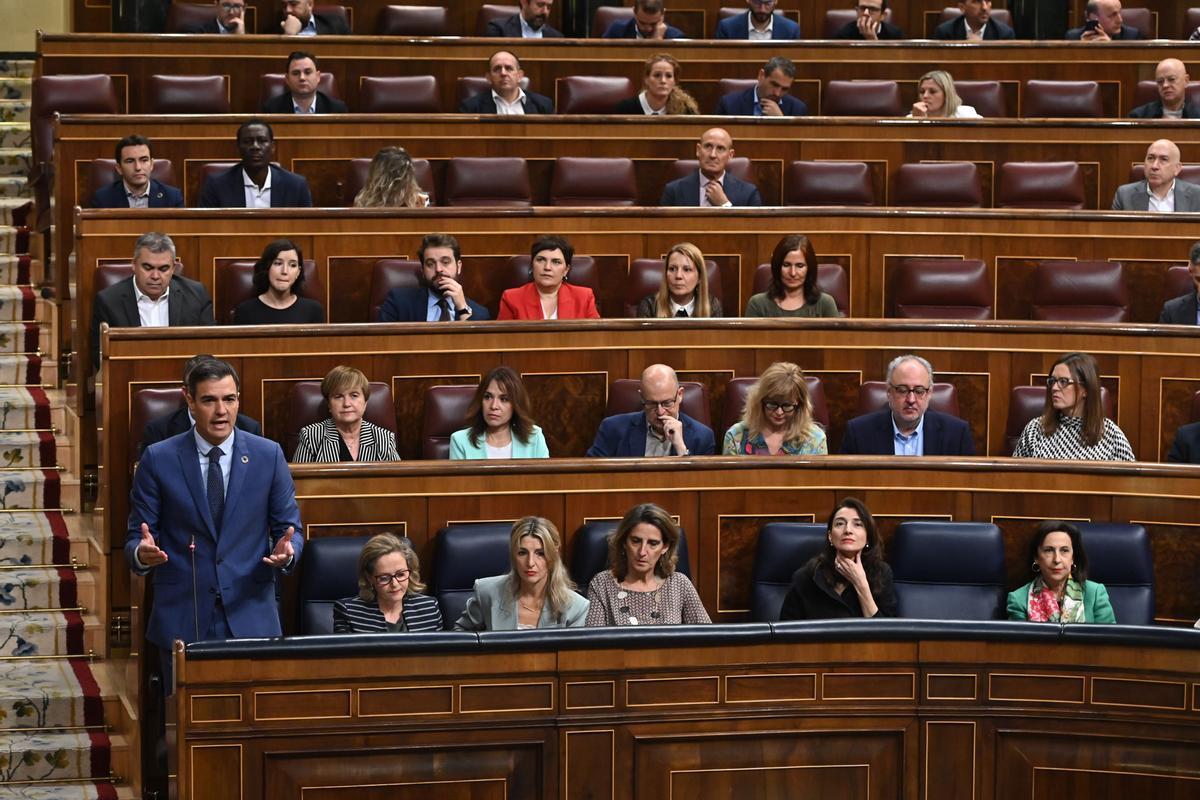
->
[133, 282, 171, 327]
[748, 11, 773, 40]
[194, 427, 235, 497]
[493, 88, 528, 115]
[1148, 180, 1177, 212]
[637, 92, 666, 115]
[519, 16, 543, 37]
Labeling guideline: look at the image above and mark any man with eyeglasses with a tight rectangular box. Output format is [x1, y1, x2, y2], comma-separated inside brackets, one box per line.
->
[184, 0, 247, 34]
[715, 0, 801, 39]
[840, 355, 975, 455]
[833, 0, 905, 39]
[587, 364, 716, 457]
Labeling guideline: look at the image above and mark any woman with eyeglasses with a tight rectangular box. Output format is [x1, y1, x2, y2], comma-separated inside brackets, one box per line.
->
[744, 234, 839, 318]
[723, 362, 827, 456]
[333, 533, 442, 632]
[1011, 352, 1134, 461]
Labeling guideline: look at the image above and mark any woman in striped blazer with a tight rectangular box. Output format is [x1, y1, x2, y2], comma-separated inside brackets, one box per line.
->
[292, 365, 400, 463]
[333, 533, 443, 633]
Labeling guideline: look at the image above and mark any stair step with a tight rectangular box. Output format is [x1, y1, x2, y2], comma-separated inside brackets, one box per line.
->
[0, 100, 31, 124]
[0, 659, 107, 731]
[0, 78, 31, 101]
[0, 782, 124, 799]
[0, 61, 33, 80]
[0, 175, 28, 197]
[0, 610, 99, 658]
[0, 123, 30, 149]
[0, 728, 110, 783]
[0, 149, 31, 177]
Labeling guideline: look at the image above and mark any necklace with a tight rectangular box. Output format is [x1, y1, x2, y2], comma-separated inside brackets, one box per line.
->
[519, 597, 544, 614]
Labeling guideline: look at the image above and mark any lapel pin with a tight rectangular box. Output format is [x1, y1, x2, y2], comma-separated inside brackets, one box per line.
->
[241, 455, 249, 463]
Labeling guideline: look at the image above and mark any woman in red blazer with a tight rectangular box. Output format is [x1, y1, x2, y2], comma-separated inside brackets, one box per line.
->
[498, 236, 601, 320]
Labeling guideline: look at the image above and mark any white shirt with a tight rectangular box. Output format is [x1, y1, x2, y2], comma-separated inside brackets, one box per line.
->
[637, 91, 665, 115]
[669, 298, 696, 316]
[242, 167, 272, 208]
[124, 180, 150, 208]
[1164, 106, 1185, 119]
[492, 88, 527, 115]
[519, 15, 543, 37]
[485, 441, 513, 459]
[748, 11, 773, 40]
[699, 172, 732, 207]
[1148, 180, 1176, 212]
[291, 95, 317, 114]
[132, 281, 170, 327]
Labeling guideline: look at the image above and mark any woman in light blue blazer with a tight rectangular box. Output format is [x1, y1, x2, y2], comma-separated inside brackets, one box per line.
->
[450, 366, 550, 459]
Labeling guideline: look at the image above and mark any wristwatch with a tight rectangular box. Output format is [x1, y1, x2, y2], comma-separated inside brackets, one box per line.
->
[454, 306, 472, 319]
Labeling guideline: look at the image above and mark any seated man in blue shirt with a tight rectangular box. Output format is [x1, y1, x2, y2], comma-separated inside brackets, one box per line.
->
[715, 56, 808, 116]
[603, 0, 685, 39]
[587, 364, 715, 457]
[377, 233, 490, 322]
[715, 0, 802, 39]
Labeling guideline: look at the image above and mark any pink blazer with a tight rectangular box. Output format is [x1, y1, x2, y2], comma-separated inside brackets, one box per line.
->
[497, 281, 601, 320]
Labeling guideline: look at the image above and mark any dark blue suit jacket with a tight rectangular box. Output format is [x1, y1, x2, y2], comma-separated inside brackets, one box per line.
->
[603, 18, 685, 39]
[715, 86, 808, 116]
[197, 164, 313, 208]
[90, 178, 183, 209]
[139, 407, 262, 456]
[1167, 421, 1200, 464]
[377, 286, 491, 322]
[714, 10, 801, 39]
[839, 408, 975, 456]
[126, 429, 304, 649]
[660, 171, 762, 207]
[458, 89, 554, 114]
[586, 411, 715, 457]
[932, 15, 1015, 39]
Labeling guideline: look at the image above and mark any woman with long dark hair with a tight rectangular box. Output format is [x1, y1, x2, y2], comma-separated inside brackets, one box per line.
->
[744, 234, 838, 318]
[450, 366, 549, 459]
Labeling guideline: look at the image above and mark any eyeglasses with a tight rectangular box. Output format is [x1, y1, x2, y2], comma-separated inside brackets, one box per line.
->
[888, 384, 930, 397]
[372, 569, 410, 586]
[640, 397, 677, 411]
[857, 4, 884, 12]
[1046, 376, 1078, 390]
[748, 0, 777, 5]
[763, 401, 799, 413]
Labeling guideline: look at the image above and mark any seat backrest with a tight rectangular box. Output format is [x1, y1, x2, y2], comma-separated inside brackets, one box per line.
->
[558, 75, 637, 113]
[260, 71, 340, 107]
[822, 80, 903, 117]
[720, 375, 829, 437]
[669, 157, 753, 185]
[622, 257, 723, 317]
[32, 74, 119, 166]
[95, 263, 134, 293]
[1189, 8, 1200, 35]
[359, 75, 441, 113]
[1076, 522, 1154, 625]
[284, 381, 396, 459]
[1004, 384, 1115, 453]
[457, 75, 531, 107]
[785, 161, 874, 206]
[752, 262, 849, 316]
[132, 387, 186, 462]
[996, 161, 1085, 209]
[377, 4, 450, 35]
[892, 258, 993, 319]
[606, 379, 711, 427]
[344, 158, 433, 207]
[570, 520, 691, 593]
[218, 259, 324, 324]
[892, 162, 983, 208]
[165, 2, 228, 32]
[857, 381, 960, 417]
[444, 157, 532, 206]
[952, 80, 1007, 117]
[369, 258, 422, 321]
[716, 78, 758, 106]
[146, 74, 230, 114]
[506, 255, 598, 293]
[935, 7, 1011, 26]
[1192, 389, 1200, 423]
[591, 5, 634, 35]
[823, 8, 892, 36]
[550, 157, 637, 206]
[1120, 7, 1155, 38]
[432, 522, 515, 627]
[315, 4, 351, 31]
[891, 521, 1007, 620]
[750, 522, 826, 621]
[476, 4, 520, 34]
[1128, 162, 1200, 185]
[88, 158, 176, 203]
[1022, 80, 1103, 118]
[1031, 260, 1130, 322]
[421, 384, 477, 459]
[297, 534, 372, 634]
[1164, 264, 1194, 304]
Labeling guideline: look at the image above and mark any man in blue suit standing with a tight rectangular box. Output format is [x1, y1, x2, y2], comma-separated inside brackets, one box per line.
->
[660, 128, 762, 207]
[90, 135, 183, 209]
[587, 364, 716, 457]
[127, 358, 303, 689]
[715, 57, 808, 116]
[715, 0, 801, 39]
[377, 233, 491, 322]
[603, 0, 685, 39]
[197, 120, 313, 208]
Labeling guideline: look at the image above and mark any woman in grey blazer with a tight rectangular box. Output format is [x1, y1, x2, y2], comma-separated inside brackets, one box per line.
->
[454, 517, 588, 630]
[292, 365, 399, 463]
[450, 366, 549, 459]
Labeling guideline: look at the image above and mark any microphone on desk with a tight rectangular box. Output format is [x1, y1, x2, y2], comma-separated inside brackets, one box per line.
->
[189, 535, 200, 642]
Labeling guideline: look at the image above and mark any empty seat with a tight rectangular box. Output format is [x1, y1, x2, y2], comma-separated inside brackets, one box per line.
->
[1076, 522, 1154, 625]
[891, 259, 993, 319]
[377, 4, 450, 35]
[752, 262, 849, 315]
[1120, 7, 1155, 38]
[297, 534, 371, 634]
[432, 522, 514, 626]
[359, 75, 441, 113]
[1022, 80, 1103, 118]
[1031, 261, 1130, 322]
[1164, 264, 1194, 303]
[750, 522, 827, 621]
[823, 8, 892, 36]
[1004, 384, 1115, 454]
[550, 157, 637, 206]
[216, 259, 324, 324]
[891, 521, 1007, 620]
[284, 381, 396, 460]
[444, 157, 531, 206]
[369, 258, 421, 321]
[591, 5, 634, 36]
[506, 255, 598, 293]
[622, 257, 723, 316]
[954, 80, 1007, 118]
[165, 2, 230, 32]
[784, 161, 875, 206]
[88, 158, 176, 204]
[146, 74, 230, 114]
[558, 75, 637, 113]
[823, 80, 904, 117]
[892, 162, 983, 208]
[421, 384, 476, 459]
[720, 376, 829, 437]
[996, 161, 1086, 209]
[856, 381, 959, 417]
[260, 71, 340, 108]
[132, 387, 186, 465]
[476, 4, 519, 34]
[605, 379, 711, 427]
[570, 519, 691, 592]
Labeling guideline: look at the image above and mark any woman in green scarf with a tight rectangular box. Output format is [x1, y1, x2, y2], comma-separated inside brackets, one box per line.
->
[1007, 521, 1115, 624]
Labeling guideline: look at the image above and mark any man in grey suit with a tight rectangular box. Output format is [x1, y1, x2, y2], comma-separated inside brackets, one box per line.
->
[1158, 240, 1200, 325]
[1112, 139, 1200, 211]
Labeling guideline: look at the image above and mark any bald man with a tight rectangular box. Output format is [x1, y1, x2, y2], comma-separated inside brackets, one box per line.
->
[660, 128, 762, 207]
[1131, 59, 1200, 119]
[586, 364, 716, 457]
[1112, 139, 1200, 211]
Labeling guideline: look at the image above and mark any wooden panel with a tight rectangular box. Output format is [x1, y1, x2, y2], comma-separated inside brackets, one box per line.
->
[358, 685, 454, 717]
[189, 743, 242, 800]
[725, 672, 817, 703]
[254, 688, 351, 721]
[988, 673, 1085, 704]
[926, 673, 978, 701]
[626, 676, 719, 707]
[823, 672, 916, 701]
[925, 721, 975, 800]
[1091, 677, 1188, 710]
[459, 681, 554, 714]
[563, 729, 614, 800]
[189, 693, 242, 724]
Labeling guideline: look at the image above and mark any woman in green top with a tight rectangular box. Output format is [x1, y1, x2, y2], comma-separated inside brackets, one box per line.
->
[1007, 521, 1115, 624]
[744, 234, 839, 318]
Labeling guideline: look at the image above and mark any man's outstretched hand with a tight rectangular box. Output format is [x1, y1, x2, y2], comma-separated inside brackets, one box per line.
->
[263, 526, 296, 567]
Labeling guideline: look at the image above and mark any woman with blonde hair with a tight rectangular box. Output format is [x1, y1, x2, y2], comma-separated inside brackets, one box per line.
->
[333, 533, 443, 632]
[353, 146, 430, 208]
[723, 361, 827, 456]
[908, 70, 981, 119]
[614, 53, 699, 115]
[636, 242, 723, 318]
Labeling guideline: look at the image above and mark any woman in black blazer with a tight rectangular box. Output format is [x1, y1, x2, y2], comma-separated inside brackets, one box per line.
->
[333, 534, 442, 632]
[292, 365, 400, 463]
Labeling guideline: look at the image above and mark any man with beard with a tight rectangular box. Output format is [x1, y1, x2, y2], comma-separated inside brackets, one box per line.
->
[487, 0, 563, 37]
[715, 57, 808, 116]
[715, 0, 801, 39]
[377, 233, 491, 322]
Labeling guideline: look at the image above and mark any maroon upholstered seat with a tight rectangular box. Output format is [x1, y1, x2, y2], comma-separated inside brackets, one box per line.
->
[146, 74, 230, 114]
[558, 76, 637, 113]
[95, 263, 133, 294]
[421, 385, 476, 459]
[31, 75, 119, 195]
[87, 158, 176, 204]
[1022, 80, 1103, 118]
[1130, 80, 1200, 109]
[857, 381, 960, 417]
[591, 6, 634, 35]
[822, 80, 904, 117]
[217, 259, 324, 324]
[343, 157, 434, 206]
[716, 78, 757, 104]
[622, 257, 723, 317]
[954, 81, 1007, 118]
[550, 157, 637, 206]
[784, 161, 874, 206]
[1164, 265, 1195, 305]
[132, 387, 187, 466]
[1031, 261, 1130, 322]
[285, 381, 395, 460]
[823, 8, 892, 36]
[457, 75, 531, 108]
[377, 4, 450, 35]
[260, 72, 340, 108]
[891, 259, 993, 320]
[1127, 163, 1200, 184]
[476, 4, 519, 34]
[892, 162, 983, 208]
[1005, 384, 1114, 454]
[996, 162, 1085, 209]
[506, 255, 598, 293]
[359, 75, 441, 112]
[669, 158, 752, 183]
[606, 379, 711, 427]
[1120, 7, 1156, 38]
[1189, 8, 1200, 35]
[314, 4, 351, 31]
[721, 375, 829, 438]
[369, 259, 421, 321]
[165, 2, 229, 32]
[752, 262, 850, 315]
[444, 157, 531, 206]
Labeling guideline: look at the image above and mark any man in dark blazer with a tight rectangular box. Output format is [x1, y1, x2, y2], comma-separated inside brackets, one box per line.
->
[715, 57, 808, 116]
[840, 355, 976, 456]
[197, 120, 313, 208]
[90, 134, 183, 209]
[661, 128, 762, 207]
[183, 0, 246, 33]
[1159, 243, 1200, 324]
[932, 0, 1015, 39]
[1112, 139, 1200, 212]
[281, 0, 349, 34]
[1130, 59, 1200, 119]
[458, 51, 554, 114]
[260, 52, 348, 114]
[91, 232, 215, 369]
[139, 354, 262, 456]
[603, 0, 684, 39]
[1064, 0, 1140, 39]
[1167, 421, 1200, 463]
[377, 233, 491, 322]
[833, 0, 905, 39]
[587, 364, 716, 457]
[487, 0, 563, 37]
[715, 1, 802, 39]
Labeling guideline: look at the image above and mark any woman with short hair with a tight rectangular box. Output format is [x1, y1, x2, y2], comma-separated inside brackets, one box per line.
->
[291, 365, 399, 462]
[1007, 521, 1116, 623]
[231, 238, 325, 324]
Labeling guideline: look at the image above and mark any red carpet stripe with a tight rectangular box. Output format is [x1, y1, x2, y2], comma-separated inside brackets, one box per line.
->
[39, 468, 60, 507]
[47, 511, 70, 564]
[24, 353, 42, 385]
[36, 428, 54, 466]
[19, 321, 36, 352]
[69, 659, 106, 727]
[55, 565, 77, 607]
[14, 226, 28, 255]
[18, 284, 33, 319]
[27, 386, 50, 428]
[63, 609, 84, 655]
[9, 203, 29, 229]
[87, 729, 112, 778]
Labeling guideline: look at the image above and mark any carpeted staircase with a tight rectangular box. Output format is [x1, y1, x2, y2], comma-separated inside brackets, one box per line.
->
[0, 58, 128, 799]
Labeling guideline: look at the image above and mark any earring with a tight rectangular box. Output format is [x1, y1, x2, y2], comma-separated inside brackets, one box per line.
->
[864, 542, 870, 549]
[1031, 562, 1039, 573]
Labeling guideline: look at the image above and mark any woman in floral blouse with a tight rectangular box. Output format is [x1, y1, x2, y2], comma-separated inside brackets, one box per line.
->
[723, 361, 827, 456]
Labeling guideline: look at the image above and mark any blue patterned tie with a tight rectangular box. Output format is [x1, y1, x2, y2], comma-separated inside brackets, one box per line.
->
[207, 446, 224, 532]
